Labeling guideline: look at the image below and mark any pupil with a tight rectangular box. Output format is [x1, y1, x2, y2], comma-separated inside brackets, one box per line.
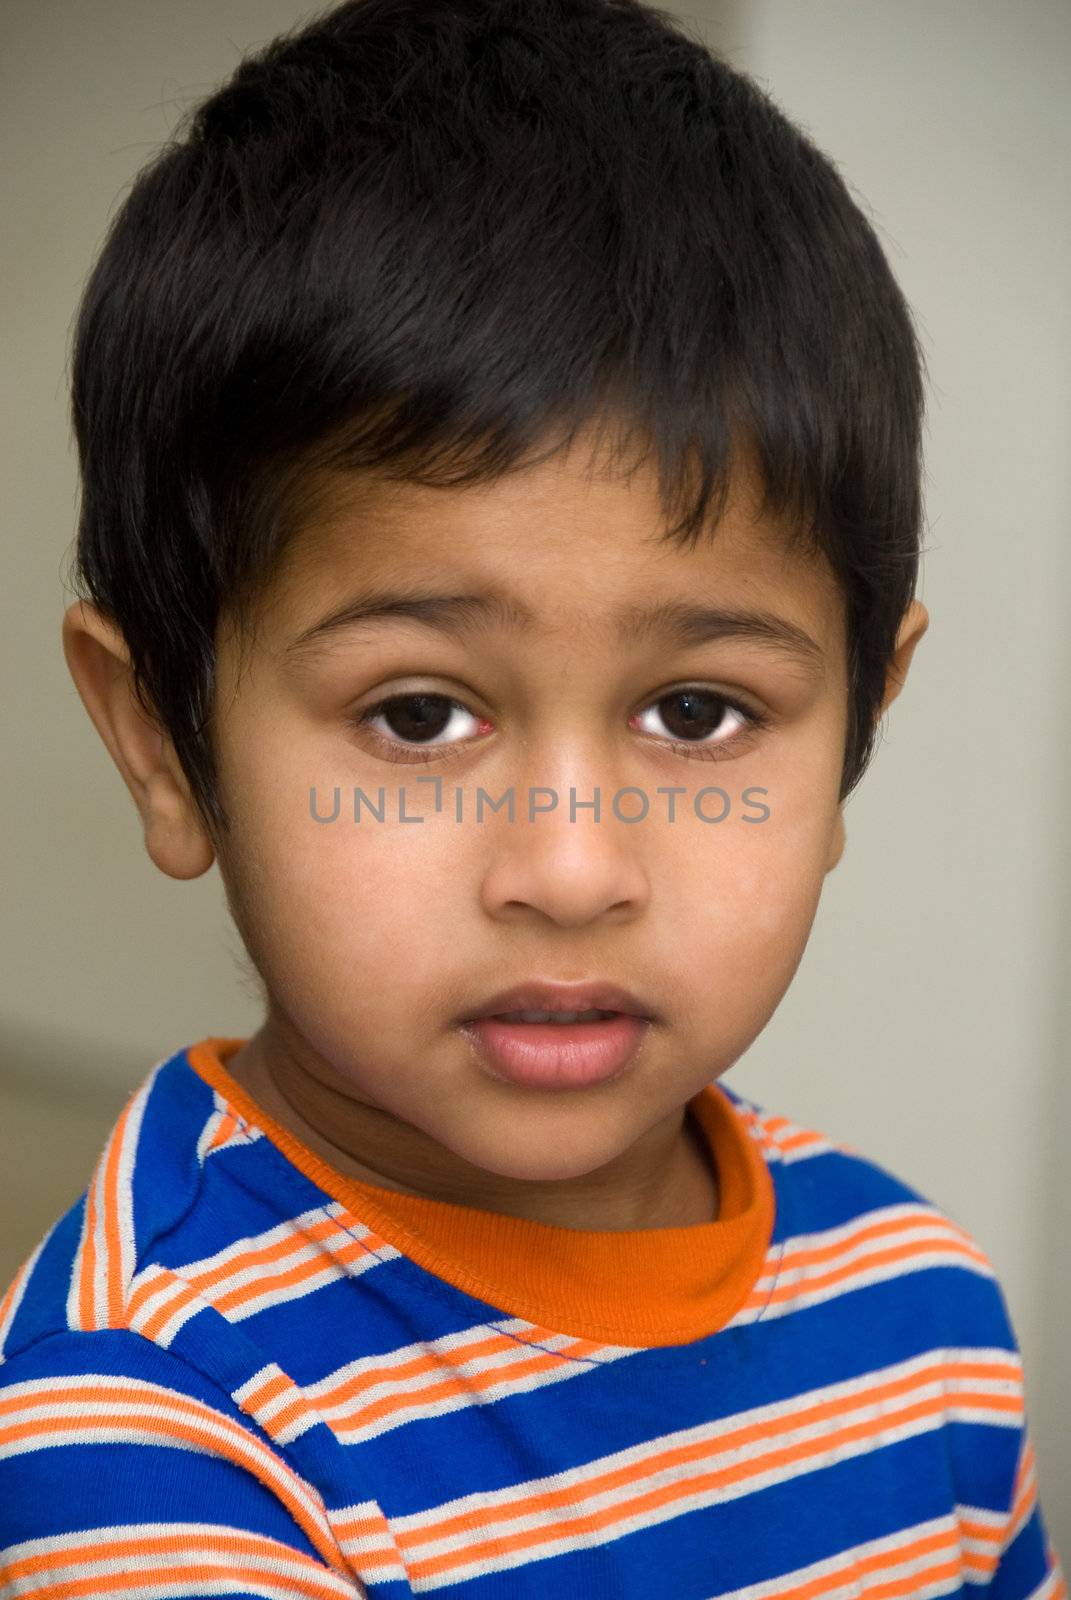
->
[383, 694, 452, 743]
[660, 690, 725, 742]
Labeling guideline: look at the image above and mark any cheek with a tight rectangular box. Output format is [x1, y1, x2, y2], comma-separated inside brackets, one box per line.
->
[731, 856, 816, 939]
[229, 778, 462, 990]
[684, 865, 816, 960]
[669, 853, 822, 1060]
[674, 802, 831, 970]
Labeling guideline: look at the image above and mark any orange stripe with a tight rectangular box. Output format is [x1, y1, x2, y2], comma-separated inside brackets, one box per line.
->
[751, 1538, 965, 1600]
[331, 1343, 583, 1433]
[78, 1157, 100, 1331]
[317, 1324, 602, 1415]
[757, 1115, 794, 1136]
[245, 1369, 293, 1408]
[213, 1243, 364, 1315]
[16, 1564, 340, 1600]
[243, 1370, 316, 1437]
[757, 1116, 828, 1154]
[262, 1394, 315, 1436]
[957, 1509, 1016, 1541]
[0, 1258, 29, 1335]
[724, 1529, 977, 1600]
[770, 1210, 987, 1276]
[192, 1217, 344, 1286]
[129, 1236, 356, 1336]
[151, 1213, 369, 1320]
[208, 1108, 241, 1150]
[125, 1268, 179, 1324]
[765, 1230, 987, 1308]
[5, 1528, 345, 1596]
[138, 1275, 204, 1342]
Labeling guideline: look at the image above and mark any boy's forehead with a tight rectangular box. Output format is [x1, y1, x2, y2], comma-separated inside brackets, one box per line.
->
[250, 444, 845, 666]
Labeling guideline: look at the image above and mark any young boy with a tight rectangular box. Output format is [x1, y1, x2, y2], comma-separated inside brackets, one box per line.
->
[1, 0, 1064, 1594]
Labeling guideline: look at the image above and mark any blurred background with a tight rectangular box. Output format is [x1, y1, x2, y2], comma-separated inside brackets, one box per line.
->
[3, 0, 1069, 1546]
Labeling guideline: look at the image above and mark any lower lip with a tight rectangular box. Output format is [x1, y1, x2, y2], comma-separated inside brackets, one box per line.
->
[459, 1014, 651, 1089]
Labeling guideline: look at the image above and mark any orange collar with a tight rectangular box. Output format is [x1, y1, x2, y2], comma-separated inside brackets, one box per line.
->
[186, 1036, 775, 1347]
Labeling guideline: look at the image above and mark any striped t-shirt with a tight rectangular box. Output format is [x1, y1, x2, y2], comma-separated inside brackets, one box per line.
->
[0, 1035, 1064, 1599]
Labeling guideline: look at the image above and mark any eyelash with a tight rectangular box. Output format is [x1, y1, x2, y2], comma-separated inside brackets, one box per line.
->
[350, 687, 772, 765]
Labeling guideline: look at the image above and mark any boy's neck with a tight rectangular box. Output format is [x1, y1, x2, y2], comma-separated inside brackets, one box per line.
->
[224, 1036, 720, 1232]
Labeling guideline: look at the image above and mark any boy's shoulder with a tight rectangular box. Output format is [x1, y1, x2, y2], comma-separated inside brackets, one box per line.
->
[0, 1045, 367, 1584]
[717, 1077, 1020, 1350]
[0, 1042, 269, 1369]
[722, 1073, 976, 1224]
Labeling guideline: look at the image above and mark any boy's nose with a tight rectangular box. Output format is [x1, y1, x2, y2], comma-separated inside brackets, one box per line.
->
[475, 797, 652, 930]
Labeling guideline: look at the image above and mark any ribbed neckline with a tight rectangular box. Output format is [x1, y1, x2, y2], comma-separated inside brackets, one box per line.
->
[184, 1036, 776, 1347]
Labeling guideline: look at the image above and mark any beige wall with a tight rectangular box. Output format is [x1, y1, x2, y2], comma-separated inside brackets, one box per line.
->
[714, 0, 1071, 1536]
[3, 0, 1069, 1543]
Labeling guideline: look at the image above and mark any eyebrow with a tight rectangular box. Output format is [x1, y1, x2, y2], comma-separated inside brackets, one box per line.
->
[283, 586, 826, 674]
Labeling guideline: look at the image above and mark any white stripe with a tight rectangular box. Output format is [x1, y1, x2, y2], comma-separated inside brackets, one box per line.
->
[1, 1524, 360, 1600]
[65, 1062, 164, 1332]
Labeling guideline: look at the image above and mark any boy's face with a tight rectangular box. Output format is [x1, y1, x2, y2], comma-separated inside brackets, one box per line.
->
[65, 424, 926, 1226]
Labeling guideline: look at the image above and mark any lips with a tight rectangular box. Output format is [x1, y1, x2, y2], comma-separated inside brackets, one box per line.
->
[461, 1011, 651, 1089]
[459, 979, 656, 1023]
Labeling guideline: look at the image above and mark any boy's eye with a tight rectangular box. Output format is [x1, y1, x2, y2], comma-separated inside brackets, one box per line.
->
[358, 693, 481, 754]
[353, 687, 769, 764]
[630, 688, 761, 750]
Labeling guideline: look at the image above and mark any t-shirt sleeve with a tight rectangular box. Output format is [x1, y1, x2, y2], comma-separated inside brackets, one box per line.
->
[958, 1241, 1067, 1599]
[0, 1330, 366, 1598]
[988, 1414, 1067, 1599]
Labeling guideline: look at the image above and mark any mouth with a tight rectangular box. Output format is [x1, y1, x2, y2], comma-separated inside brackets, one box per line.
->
[488, 1007, 623, 1024]
[458, 1012, 652, 1089]
[458, 980, 657, 1025]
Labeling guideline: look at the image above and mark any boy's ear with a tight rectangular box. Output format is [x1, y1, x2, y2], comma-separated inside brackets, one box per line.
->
[826, 600, 928, 876]
[61, 601, 215, 880]
[826, 808, 846, 873]
[879, 598, 929, 716]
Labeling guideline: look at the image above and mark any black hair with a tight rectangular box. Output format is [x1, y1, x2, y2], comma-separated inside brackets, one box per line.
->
[66, 0, 927, 842]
